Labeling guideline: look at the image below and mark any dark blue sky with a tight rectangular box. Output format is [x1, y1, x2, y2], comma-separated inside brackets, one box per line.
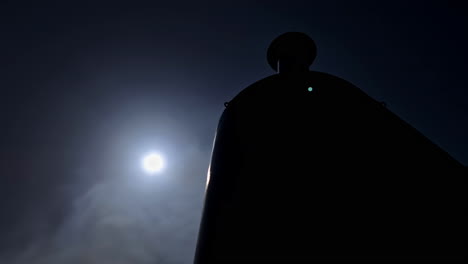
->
[0, 1, 467, 263]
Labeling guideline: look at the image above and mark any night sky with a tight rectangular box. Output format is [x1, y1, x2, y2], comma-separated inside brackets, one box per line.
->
[1, 1, 467, 263]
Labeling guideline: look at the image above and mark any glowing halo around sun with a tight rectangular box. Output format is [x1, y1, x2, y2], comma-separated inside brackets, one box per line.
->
[141, 152, 165, 174]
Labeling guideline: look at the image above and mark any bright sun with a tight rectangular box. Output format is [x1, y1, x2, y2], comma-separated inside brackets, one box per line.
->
[142, 152, 164, 174]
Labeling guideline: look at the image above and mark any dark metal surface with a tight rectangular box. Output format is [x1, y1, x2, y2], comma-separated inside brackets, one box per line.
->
[195, 34, 467, 262]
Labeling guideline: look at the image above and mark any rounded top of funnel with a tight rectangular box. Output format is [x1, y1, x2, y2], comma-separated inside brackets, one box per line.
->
[267, 32, 317, 72]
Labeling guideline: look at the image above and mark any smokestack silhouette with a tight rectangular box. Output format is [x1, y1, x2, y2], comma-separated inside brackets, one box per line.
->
[194, 32, 467, 262]
[267, 32, 317, 73]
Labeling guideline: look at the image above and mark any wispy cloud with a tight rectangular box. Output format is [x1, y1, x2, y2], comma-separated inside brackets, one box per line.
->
[1, 147, 208, 264]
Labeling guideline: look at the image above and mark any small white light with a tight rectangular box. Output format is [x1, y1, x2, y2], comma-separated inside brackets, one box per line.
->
[142, 153, 164, 174]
